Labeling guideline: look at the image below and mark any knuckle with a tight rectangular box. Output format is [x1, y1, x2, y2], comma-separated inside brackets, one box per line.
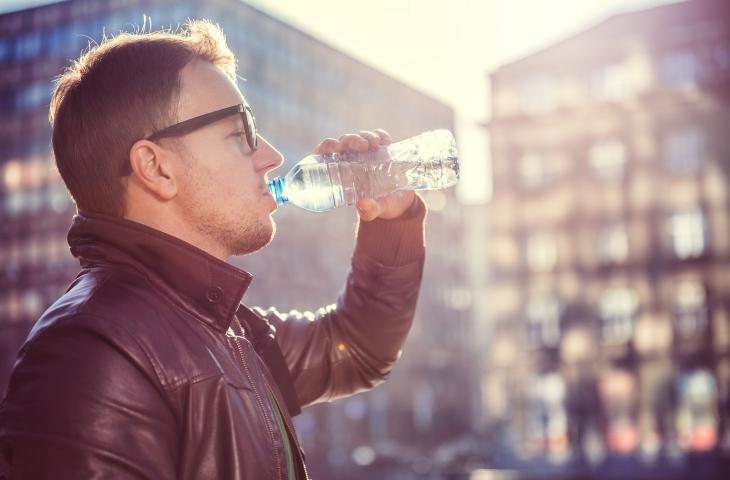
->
[319, 137, 338, 146]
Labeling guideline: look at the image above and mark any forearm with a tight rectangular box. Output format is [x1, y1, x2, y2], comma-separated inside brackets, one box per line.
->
[268, 194, 427, 406]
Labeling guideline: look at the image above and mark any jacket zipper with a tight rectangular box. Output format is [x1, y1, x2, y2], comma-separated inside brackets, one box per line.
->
[229, 334, 283, 480]
[263, 370, 311, 480]
[234, 318, 311, 480]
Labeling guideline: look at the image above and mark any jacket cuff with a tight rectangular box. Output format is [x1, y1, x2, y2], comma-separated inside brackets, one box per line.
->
[354, 194, 427, 266]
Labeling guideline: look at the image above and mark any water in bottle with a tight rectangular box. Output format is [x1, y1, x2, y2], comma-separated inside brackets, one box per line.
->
[267, 129, 459, 212]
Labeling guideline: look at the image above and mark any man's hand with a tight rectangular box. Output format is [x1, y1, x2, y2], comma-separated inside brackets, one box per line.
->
[314, 129, 416, 221]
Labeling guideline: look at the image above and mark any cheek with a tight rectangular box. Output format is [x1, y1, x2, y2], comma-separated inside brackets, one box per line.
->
[187, 140, 260, 198]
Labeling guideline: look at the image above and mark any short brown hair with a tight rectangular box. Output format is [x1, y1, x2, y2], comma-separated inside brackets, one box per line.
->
[49, 20, 237, 216]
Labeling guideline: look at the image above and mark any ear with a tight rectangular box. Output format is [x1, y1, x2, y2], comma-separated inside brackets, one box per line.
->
[128, 139, 179, 201]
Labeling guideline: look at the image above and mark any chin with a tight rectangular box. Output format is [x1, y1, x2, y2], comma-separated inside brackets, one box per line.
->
[231, 219, 275, 257]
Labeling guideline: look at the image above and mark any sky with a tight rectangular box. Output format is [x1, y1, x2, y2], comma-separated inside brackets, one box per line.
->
[1, 0, 682, 203]
[242, 0, 681, 204]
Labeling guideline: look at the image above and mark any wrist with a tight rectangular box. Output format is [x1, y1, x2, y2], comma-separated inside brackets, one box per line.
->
[354, 194, 426, 266]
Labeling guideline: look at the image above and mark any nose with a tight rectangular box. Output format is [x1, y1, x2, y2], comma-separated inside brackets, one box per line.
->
[254, 135, 285, 173]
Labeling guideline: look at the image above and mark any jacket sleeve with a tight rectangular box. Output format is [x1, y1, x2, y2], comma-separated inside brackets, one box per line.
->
[0, 315, 178, 479]
[255, 194, 427, 407]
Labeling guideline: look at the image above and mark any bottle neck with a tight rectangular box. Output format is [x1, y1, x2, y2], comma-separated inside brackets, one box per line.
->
[267, 177, 289, 205]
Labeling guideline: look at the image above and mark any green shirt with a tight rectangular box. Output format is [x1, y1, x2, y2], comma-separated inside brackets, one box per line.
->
[267, 386, 297, 480]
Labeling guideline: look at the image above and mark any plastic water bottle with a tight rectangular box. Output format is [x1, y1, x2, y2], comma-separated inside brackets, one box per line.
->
[267, 129, 459, 212]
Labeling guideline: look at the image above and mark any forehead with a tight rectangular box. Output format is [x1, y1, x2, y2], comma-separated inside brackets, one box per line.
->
[176, 60, 243, 120]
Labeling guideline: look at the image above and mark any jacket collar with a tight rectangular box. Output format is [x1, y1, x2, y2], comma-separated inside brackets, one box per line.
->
[67, 212, 253, 333]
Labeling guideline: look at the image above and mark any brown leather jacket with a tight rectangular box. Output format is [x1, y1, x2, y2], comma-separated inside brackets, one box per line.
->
[0, 198, 426, 479]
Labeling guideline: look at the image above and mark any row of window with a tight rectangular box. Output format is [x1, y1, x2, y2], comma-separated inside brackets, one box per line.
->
[525, 207, 708, 272]
[518, 125, 705, 190]
[0, 80, 54, 112]
[0, 284, 70, 324]
[0, 3, 195, 65]
[2, 185, 71, 216]
[2, 156, 72, 215]
[526, 280, 707, 348]
[515, 41, 730, 115]
[0, 232, 71, 270]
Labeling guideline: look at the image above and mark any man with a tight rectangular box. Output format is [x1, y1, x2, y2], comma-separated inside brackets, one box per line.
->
[0, 20, 426, 479]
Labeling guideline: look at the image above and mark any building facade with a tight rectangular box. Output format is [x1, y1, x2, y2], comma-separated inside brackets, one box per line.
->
[1, 0, 471, 478]
[484, 0, 730, 474]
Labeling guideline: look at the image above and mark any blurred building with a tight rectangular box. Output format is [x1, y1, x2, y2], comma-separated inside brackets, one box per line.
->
[483, 0, 730, 474]
[1, 0, 469, 477]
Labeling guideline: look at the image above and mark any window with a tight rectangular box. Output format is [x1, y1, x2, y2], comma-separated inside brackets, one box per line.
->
[33, 3, 62, 28]
[4, 191, 24, 216]
[23, 236, 43, 266]
[25, 189, 44, 213]
[65, 21, 90, 57]
[519, 74, 557, 114]
[674, 281, 708, 339]
[592, 63, 627, 101]
[601, 370, 638, 453]
[46, 25, 69, 57]
[598, 224, 629, 264]
[47, 183, 72, 213]
[677, 370, 718, 451]
[599, 287, 638, 344]
[526, 295, 561, 347]
[589, 139, 626, 181]
[81, 19, 104, 42]
[3, 160, 23, 191]
[661, 50, 699, 87]
[669, 209, 706, 259]
[0, 39, 10, 62]
[14, 32, 42, 60]
[525, 373, 567, 456]
[15, 81, 53, 111]
[663, 126, 704, 174]
[527, 233, 557, 271]
[1, 292, 22, 325]
[520, 153, 550, 189]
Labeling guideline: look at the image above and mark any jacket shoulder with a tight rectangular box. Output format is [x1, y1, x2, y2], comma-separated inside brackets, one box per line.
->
[29, 266, 157, 341]
[22, 266, 187, 389]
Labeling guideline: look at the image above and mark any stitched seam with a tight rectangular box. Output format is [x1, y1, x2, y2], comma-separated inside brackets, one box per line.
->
[230, 334, 282, 480]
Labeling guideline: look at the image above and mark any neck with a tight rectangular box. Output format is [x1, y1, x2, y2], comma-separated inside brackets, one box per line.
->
[124, 203, 229, 261]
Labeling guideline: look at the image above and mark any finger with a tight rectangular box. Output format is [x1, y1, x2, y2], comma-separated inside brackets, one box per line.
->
[356, 198, 380, 221]
[373, 129, 392, 145]
[314, 138, 342, 155]
[358, 130, 381, 150]
[338, 133, 370, 152]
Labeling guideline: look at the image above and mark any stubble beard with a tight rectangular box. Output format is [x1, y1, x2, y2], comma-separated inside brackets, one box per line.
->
[184, 206, 275, 257]
[176, 149, 276, 258]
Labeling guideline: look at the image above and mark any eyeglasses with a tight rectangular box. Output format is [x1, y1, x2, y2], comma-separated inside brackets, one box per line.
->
[122, 103, 258, 176]
[121, 103, 258, 176]
[120, 103, 258, 177]
[147, 103, 257, 150]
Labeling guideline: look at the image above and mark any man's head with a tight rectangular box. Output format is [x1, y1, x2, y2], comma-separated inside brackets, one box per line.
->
[50, 21, 284, 258]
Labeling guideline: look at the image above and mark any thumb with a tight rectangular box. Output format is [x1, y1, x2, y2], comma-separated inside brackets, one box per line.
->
[357, 198, 380, 221]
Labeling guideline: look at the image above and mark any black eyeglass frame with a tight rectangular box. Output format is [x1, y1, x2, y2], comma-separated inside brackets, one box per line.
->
[147, 103, 257, 150]
[120, 103, 258, 177]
